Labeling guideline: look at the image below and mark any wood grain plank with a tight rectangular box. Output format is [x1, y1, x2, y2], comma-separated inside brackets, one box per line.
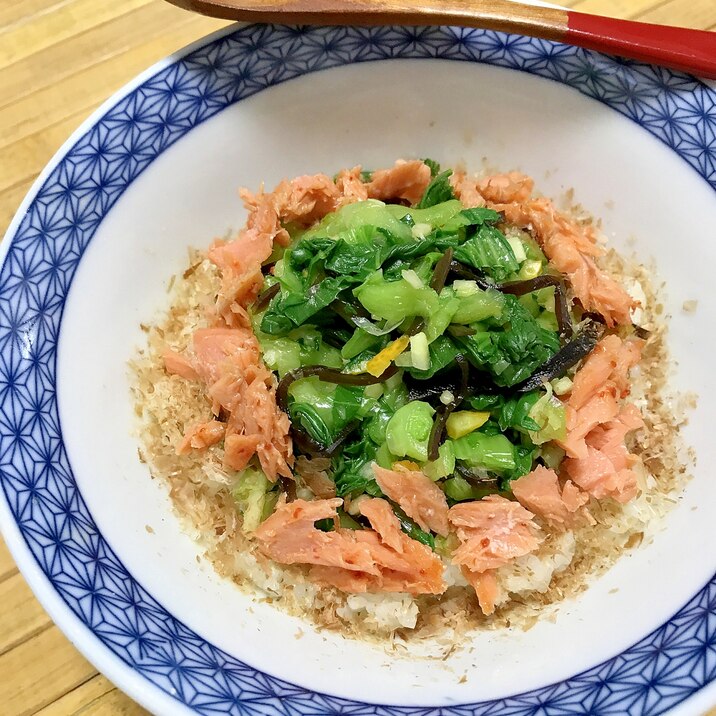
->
[0, 535, 18, 582]
[570, 0, 667, 19]
[0, 0, 152, 68]
[0, 625, 97, 716]
[33, 675, 133, 715]
[0, 572, 52, 655]
[636, 0, 716, 28]
[0, 13, 227, 151]
[75, 687, 150, 715]
[0, 1, 221, 109]
[0, 108, 92, 194]
[0, 0, 72, 30]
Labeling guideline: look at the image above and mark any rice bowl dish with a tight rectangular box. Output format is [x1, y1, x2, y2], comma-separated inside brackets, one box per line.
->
[2, 21, 714, 714]
[132, 160, 690, 639]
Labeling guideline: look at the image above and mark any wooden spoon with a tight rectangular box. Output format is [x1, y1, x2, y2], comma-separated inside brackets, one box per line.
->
[165, 0, 716, 79]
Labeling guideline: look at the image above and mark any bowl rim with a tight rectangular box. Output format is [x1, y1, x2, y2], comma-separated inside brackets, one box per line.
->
[1, 21, 715, 716]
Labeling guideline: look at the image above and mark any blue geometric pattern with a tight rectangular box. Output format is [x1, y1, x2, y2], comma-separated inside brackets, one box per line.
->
[0, 23, 714, 715]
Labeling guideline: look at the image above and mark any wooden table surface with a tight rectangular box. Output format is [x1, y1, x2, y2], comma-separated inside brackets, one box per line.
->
[1, 1, 715, 714]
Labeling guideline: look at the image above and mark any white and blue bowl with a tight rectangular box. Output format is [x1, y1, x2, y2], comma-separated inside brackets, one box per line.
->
[1, 23, 715, 716]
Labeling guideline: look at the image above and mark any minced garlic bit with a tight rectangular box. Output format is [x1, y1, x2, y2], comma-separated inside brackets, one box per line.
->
[682, 299, 698, 314]
[440, 390, 454, 405]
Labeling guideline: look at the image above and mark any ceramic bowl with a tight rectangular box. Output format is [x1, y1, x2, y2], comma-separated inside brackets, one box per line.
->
[1, 22, 715, 716]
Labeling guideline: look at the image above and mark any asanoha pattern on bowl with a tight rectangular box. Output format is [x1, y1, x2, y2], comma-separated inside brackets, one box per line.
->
[1, 23, 715, 716]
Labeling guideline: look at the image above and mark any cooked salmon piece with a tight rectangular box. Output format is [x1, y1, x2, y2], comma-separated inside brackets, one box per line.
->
[335, 165, 369, 204]
[478, 172, 535, 204]
[498, 197, 603, 258]
[221, 364, 293, 480]
[223, 433, 262, 471]
[569, 335, 643, 410]
[358, 497, 406, 553]
[372, 463, 450, 536]
[168, 327, 293, 481]
[587, 403, 643, 455]
[564, 404, 643, 503]
[208, 197, 283, 326]
[256, 497, 446, 594]
[271, 174, 342, 226]
[557, 333, 644, 502]
[239, 187, 291, 247]
[207, 227, 273, 277]
[176, 420, 225, 455]
[449, 495, 541, 573]
[486, 191, 634, 326]
[164, 328, 257, 387]
[312, 498, 445, 594]
[191, 327, 260, 385]
[564, 445, 638, 503]
[366, 160, 431, 205]
[450, 171, 487, 208]
[255, 497, 380, 573]
[511, 465, 590, 527]
[461, 567, 502, 616]
[558, 335, 643, 459]
[163, 348, 199, 382]
[558, 389, 620, 459]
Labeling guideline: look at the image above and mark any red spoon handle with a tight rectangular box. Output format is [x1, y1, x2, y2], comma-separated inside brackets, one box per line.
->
[566, 12, 716, 80]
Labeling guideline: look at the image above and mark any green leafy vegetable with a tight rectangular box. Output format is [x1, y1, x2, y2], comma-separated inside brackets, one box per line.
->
[505, 444, 535, 482]
[496, 393, 542, 432]
[303, 199, 413, 244]
[388, 200, 465, 229]
[354, 271, 439, 325]
[451, 288, 505, 324]
[451, 432, 517, 473]
[423, 441, 455, 480]
[460, 207, 503, 225]
[467, 388, 565, 446]
[341, 328, 386, 360]
[405, 335, 460, 380]
[333, 437, 383, 498]
[422, 158, 441, 177]
[527, 390, 567, 444]
[232, 469, 277, 533]
[289, 403, 333, 445]
[424, 289, 460, 343]
[417, 170, 456, 209]
[261, 275, 353, 334]
[453, 226, 520, 281]
[456, 295, 560, 387]
[385, 401, 435, 462]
